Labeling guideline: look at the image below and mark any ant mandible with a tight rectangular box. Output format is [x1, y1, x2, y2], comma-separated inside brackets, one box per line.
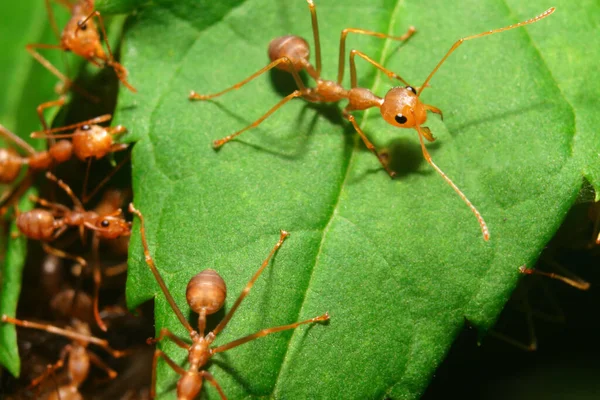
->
[189, 0, 556, 241]
[15, 172, 131, 331]
[26, 0, 136, 94]
[129, 203, 329, 399]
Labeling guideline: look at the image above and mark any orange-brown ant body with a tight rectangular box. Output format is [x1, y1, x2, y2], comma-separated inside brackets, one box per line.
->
[190, 0, 555, 241]
[16, 172, 130, 331]
[1, 290, 128, 400]
[27, 0, 136, 94]
[129, 204, 329, 399]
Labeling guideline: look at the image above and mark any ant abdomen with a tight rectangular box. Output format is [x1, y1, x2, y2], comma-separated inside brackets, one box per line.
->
[268, 35, 310, 72]
[48, 140, 74, 163]
[186, 269, 227, 315]
[0, 148, 22, 183]
[177, 373, 203, 400]
[16, 209, 56, 240]
[72, 126, 113, 160]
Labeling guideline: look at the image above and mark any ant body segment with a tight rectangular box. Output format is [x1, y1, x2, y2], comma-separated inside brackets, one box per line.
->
[190, 0, 556, 241]
[129, 204, 329, 399]
[27, 0, 136, 94]
[16, 172, 131, 331]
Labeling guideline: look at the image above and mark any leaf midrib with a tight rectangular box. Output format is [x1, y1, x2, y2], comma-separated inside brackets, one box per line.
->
[270, 0, 408, 395]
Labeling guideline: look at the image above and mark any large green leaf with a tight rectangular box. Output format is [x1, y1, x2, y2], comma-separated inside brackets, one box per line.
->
[118, 0, 598, 398]
[0, 1, 70, 376]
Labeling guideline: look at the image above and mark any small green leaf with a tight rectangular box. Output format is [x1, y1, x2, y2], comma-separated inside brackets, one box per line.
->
[117, 0, 598, 398]
[0, 0, 70, 376]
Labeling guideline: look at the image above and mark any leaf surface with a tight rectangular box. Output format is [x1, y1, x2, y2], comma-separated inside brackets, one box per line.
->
[118, 0, 598, 398]
[0, 0, 69, 376]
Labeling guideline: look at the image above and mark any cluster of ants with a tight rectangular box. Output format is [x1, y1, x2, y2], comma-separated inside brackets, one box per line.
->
[0, 0, 571, 399]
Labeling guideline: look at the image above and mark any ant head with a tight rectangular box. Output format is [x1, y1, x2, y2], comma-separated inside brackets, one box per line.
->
[94, 213, 131, 239]
[72, 124, 113, 160]
[0, 148, 23, 183]
[268, 35, 310, 72]
[186, 269, 227, 315]
[379, 86, 427, 129]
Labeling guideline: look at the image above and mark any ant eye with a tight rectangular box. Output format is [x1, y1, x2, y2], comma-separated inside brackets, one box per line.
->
[82, 125, 91, 131]
[406, 86, 417, 95]
[100, 220, 110, 228]
[395, 114, 407, 124]
[78, 21, 88, 31]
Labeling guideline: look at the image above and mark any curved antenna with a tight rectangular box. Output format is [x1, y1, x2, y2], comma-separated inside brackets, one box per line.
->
[419, 8, 555, 96]
[45, 172, 85, 211]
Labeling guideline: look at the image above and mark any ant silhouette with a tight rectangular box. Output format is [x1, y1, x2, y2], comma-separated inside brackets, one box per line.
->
[15, 172, 131, 331]
[190, 0, 555, 241]
[26, 0, 136, 95]
[129, 203, 329, 399]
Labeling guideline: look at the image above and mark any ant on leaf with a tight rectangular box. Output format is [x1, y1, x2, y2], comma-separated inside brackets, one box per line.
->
[190, 0, 555, 241]
[129, 204, 329, 399]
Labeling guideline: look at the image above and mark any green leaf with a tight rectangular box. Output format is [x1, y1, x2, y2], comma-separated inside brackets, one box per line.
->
[0, 1, 70, 377]
[118, 0, 598, 398]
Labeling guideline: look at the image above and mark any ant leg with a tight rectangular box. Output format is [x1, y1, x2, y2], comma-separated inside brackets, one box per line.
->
[415, 125, 489, 240]
[305, 0, 322, 77]
[103, 261, 128, 277]
[31, 114, 112, 138]
[343, 111, 396, 178]
[0, 315, 128, 357]
[349, 49, 411, 89]
[0, 173, 35, 217]
[36, 97, 66, 132]
[82, 151, 130, 204]
[519, 265, 590, 291]
[0, 124, 36, 155]
[212, 231, 289, 336]
[189, 56, 307, 101]
[45, 172, 85, 211]
[77, 11, 137, 92]
[28, 345, 71, 389]
[88, 351, 118, 379]
[29, 195, 70, 214]
[150, 350, 187, 399]
[212, 312, 329, 354]
[339, 26, 416, 84]
[419, 8, 555, 94]
[128, 204, 195, 333]
[91, 234, 109, 332]
[212, 90, 303, 148]
[201, 371, 227, 400]
[42, 243, 87, 268]
[147, 327, 190, 349]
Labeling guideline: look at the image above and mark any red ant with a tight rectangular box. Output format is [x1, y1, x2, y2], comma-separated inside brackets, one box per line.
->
[1, 291, 129, 399]
[0, 98, 128, 212]
[190, 0, 555, 241]
[27, 0, 136, 95]
[129, 203, 329, 399]
[15, 172, 131, 331]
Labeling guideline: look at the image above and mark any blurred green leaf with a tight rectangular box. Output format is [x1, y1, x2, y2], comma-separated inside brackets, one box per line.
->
[117, 0, 598, 398]
[0, 1, 71, 377]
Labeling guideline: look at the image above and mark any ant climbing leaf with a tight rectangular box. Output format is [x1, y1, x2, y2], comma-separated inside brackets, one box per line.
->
[115, 0, 599, 399]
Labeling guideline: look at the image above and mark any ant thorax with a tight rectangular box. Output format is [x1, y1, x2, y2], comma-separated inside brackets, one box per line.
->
[72, 125, 113, 160]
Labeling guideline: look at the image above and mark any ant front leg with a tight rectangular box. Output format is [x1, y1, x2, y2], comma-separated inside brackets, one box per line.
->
[150, 350, 187, 399]
[201, 371, 227, 400]
[42, 242, 88, 268]
[28, 344, 71, 390]
[88, 351, 118, 379]
[147, 327, 190, 349]
[342, 110, 396, 178]
[339, 27, 416, 85]
[348, 49, 411, 89]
